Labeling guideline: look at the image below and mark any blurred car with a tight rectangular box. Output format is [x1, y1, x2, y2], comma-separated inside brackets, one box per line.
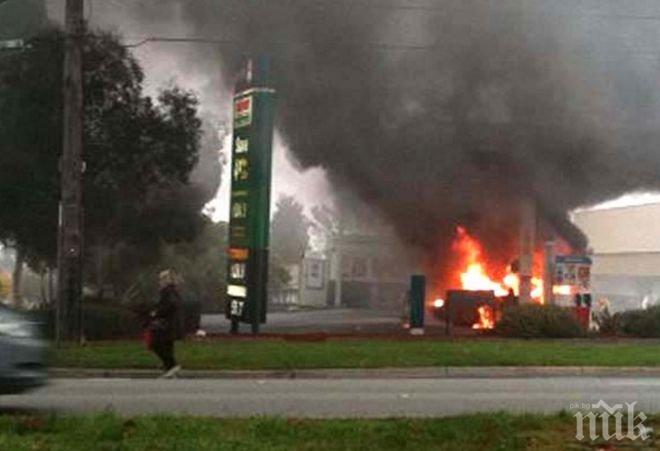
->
[0, 305, 47, 394]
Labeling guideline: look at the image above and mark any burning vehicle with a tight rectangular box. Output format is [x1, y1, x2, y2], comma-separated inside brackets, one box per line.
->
[430, 226, 581, 330]
[433, 290, 498, 328]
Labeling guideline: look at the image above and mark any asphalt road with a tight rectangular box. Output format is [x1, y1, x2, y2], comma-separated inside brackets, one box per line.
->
[3, 377, 660, 418]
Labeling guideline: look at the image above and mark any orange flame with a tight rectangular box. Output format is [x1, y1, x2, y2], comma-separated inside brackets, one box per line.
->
[472, 305, 495, 330]
[451, 227, 544, 329]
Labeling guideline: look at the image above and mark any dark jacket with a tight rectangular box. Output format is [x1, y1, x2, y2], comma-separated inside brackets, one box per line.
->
[150, 284, 183, 341]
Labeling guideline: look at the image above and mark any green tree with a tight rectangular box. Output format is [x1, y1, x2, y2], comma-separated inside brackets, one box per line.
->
[268, 258, 293, 295]
[120, 219, 227, 311]
[270, 195, 311, 265]
[0, 0, 49, 304]
[0, 29, 206, 289]
[158, 219, 228, 311]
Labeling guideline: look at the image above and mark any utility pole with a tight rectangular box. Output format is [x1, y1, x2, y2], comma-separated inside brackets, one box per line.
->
[57, 0, 84, 343]
[333, 232, 343, 308]
[518, 198, 536, 304]
[543, 240, 556, 305]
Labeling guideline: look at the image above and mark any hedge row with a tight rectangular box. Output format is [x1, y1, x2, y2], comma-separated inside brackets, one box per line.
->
[615, 305, 660, 338]
[496, 304, 585, 338]
[35, 299, 200, 341]
[495, 304, 660, 338]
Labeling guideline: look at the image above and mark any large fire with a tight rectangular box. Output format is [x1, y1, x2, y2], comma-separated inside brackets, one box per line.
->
[451, 227, 544, 329]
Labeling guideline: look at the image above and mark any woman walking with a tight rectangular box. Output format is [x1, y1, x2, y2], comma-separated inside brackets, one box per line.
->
[148, 270, 183, 378]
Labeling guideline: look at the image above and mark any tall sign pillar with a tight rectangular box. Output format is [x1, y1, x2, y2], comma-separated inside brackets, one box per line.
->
[226, 57, 276, 334]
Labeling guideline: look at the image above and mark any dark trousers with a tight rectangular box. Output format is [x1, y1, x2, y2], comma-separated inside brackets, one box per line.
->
[152, 339, 176, 370]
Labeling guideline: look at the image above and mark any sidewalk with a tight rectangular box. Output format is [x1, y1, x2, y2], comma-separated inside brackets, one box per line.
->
[50, 366, 660, 380]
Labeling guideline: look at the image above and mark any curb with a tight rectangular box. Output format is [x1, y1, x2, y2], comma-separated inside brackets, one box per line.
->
[49, 366, 660, 380]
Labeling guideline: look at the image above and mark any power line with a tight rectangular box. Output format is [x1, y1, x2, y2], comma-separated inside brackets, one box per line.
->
[9, 29, 660, 61]
[39, 0, 660, 18]
[124, 36, 238, 48]
[124, 35, 442, 51]
[10, 2, 660, 58]
[113, 0, 660, 17]
[120, 35, 660, 60]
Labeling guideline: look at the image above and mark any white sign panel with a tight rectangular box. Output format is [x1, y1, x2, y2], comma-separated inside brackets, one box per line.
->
[305, 259, 325, 290]
[555, 255, 592, 289]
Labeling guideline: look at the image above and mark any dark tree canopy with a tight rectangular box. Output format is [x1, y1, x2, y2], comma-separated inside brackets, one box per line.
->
[0, 28, 206, 268]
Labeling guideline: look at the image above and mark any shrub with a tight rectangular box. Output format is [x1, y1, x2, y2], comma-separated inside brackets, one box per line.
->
[496, 304, 585, 338]
[182, 300, 201, 332]
[35, 298, 200, 341]
[82, 301, 142, 340]
[35, 301, 141, 341]
[616, 306, 660, 338]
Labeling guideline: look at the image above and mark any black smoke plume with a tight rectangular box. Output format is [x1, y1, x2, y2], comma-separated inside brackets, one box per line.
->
[63, 1, 660, 273]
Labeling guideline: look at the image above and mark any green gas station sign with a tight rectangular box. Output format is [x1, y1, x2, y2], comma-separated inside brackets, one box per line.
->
[226, 67, 276, 334]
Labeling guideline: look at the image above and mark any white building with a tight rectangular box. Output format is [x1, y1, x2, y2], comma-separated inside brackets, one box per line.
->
[270, 231, 417, 310]
[573, 203, 660, 311]
[328, 233, 416, 311]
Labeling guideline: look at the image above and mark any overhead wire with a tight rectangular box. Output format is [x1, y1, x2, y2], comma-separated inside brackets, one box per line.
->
[117, 35, 660, 62]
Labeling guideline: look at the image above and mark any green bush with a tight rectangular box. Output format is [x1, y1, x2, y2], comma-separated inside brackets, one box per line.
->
[616, 306, 660, 338]
[35, 301, 141, 341]
[82, 301, 142, 340]
[183, 300, 201, 332]
[84, 299, 200, 340]
[36, 298, 200, 341]
[496, 304, 585, 338]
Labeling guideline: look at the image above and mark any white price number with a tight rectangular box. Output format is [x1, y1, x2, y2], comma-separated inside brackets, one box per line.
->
[230, 299, 245, 317]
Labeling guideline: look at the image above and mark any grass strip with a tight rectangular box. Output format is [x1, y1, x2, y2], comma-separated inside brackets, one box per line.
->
[51, 338, 660, 371]
[3, 411, 655, 450]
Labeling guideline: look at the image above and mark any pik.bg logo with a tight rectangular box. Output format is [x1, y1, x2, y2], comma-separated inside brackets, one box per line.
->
[573, 400, 652, 441]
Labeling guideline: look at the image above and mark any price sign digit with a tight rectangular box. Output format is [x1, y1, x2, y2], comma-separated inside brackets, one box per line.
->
[230, 299, 244, 317]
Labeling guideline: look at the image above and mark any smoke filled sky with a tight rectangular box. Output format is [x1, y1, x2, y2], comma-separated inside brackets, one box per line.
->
[44, 0, 660, 263]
